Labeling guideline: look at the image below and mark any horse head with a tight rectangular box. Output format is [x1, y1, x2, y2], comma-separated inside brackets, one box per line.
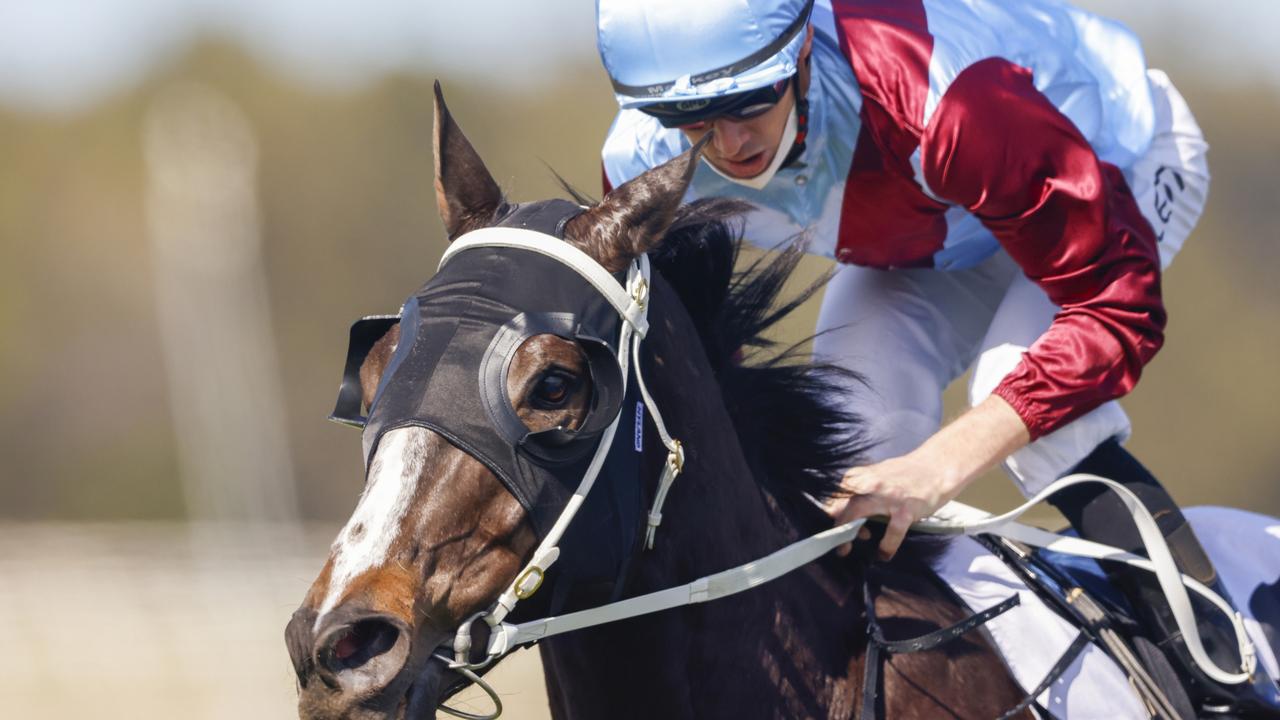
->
[285, 83, 709, 719]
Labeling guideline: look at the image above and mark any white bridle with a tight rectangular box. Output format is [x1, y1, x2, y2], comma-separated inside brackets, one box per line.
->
[426, 227, 1255, 719]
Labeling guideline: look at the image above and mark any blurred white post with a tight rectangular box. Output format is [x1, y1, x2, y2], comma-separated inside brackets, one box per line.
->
[144, 82, 300, 530]
[144, 82, 307, 717]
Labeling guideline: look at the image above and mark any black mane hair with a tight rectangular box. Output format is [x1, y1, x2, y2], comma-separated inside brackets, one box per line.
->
[646, 198, 875, 522]
[557, 176, 873, 518]
[558, 181, 947, 563]
[644, 198, 957, 570]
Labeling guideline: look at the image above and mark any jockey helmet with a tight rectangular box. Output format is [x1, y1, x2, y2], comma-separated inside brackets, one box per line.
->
[596, 0, 815, 111]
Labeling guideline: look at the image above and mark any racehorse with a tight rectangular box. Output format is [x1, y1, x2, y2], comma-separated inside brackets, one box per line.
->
[284, 85, 1038, 719]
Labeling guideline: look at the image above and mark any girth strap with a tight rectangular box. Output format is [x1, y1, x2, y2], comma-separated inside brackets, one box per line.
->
[859, 578, 1021, 720]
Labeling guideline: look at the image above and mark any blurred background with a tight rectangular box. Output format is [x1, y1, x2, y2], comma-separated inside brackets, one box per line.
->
[0, 1, 1276, 717]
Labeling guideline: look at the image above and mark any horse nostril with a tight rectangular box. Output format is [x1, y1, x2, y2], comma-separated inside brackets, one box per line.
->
[310, 612, 412, 695]
[321, 618, 402, 674]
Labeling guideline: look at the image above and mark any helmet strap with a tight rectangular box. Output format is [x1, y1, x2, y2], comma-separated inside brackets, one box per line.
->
[779, 69, 809, 170]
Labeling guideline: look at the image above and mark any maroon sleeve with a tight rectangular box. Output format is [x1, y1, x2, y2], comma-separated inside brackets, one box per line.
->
[920, 57, 1165, 440]
[602, 163, 614, 195]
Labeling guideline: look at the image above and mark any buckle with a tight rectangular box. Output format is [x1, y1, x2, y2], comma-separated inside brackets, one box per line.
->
[514, 565, 545, 600]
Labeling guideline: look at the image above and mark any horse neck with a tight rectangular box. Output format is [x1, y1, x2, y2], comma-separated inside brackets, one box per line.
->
[537, 272, 870, 717]
[538, 267, 1030, 719]
[638, 272, 808, 571]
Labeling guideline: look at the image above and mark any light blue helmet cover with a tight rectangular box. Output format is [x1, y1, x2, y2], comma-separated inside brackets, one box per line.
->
[597, 0, 814, 108]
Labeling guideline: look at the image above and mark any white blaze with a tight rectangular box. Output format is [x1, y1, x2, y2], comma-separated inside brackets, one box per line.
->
[317, 427, 427, 621]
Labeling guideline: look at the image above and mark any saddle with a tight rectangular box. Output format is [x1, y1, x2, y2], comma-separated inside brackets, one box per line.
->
[962, 525, 1280, 719]
[981, 532, 1191, 718]
[912, 492, 1280, 720]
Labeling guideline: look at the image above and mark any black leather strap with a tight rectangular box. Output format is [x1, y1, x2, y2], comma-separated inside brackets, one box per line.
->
[995, 632, 1091, 720]
[861, 635, 883, 720]
[875, 594, 1020, 654]
[860, 579, 1021, 720]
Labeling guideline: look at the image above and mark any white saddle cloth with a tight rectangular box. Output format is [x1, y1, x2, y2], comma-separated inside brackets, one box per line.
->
[933, 506, 1280, 719]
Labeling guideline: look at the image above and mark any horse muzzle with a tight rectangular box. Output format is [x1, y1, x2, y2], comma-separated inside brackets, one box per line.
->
[287, 605, 431, 719]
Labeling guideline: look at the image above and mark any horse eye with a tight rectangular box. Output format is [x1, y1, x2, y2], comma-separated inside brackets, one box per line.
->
[531, 371, 577, 409]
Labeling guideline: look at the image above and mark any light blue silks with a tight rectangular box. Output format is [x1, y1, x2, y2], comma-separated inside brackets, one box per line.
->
[601, 0, 1159, 269]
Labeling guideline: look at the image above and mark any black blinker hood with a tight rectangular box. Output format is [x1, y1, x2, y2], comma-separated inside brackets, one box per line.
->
[329, 199, 635, 537]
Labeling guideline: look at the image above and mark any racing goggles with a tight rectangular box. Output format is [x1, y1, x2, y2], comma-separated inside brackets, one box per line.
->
[639, 78, 790, 129]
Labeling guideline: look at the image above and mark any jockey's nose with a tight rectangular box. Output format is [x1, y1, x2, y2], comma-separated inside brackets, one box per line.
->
[711, 117, 751, 158]
[288, 604, 411, 695]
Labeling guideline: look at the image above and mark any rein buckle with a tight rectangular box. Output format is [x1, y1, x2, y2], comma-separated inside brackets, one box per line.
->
[514, 565, 545, 600]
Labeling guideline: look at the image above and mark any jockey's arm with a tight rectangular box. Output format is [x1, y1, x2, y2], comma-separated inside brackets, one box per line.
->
[828, 58, 1165, 558]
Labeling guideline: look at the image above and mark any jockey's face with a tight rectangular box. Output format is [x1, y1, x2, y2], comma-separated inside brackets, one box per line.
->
[678, 83, 796, 179]
[676, 24, 813, 180]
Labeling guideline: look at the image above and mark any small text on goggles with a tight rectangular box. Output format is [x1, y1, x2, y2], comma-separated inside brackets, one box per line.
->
[639, 78, 790, 129]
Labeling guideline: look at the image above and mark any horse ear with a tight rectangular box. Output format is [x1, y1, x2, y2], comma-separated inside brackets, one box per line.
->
[565, 135, 710, 272]
[433, 81, 503, 240]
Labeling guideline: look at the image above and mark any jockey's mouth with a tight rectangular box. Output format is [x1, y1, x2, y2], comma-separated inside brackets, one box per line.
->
[716, 148, 771, 178]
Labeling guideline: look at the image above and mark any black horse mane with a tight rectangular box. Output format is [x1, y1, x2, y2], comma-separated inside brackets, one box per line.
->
[646, 201, 966, 573]
[559, 182, 946, 563]
[558, 182, 871, 516]
[643, 198, 876, 521]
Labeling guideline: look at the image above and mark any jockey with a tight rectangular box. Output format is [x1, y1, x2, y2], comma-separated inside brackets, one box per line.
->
[596, 0, 1279, 713]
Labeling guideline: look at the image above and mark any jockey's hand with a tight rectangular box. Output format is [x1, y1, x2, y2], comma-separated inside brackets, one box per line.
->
[824, 452, 956, 560]
[823, 395, 1032, 560]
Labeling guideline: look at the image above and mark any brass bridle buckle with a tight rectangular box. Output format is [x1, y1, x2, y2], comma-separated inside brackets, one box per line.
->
[668, 439, 685, 474]
[630, 276, 649, 309]
[513, 565, 545, 600]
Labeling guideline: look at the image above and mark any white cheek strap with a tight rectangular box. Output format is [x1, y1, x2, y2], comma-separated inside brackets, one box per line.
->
[438, 229, 687, 663]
